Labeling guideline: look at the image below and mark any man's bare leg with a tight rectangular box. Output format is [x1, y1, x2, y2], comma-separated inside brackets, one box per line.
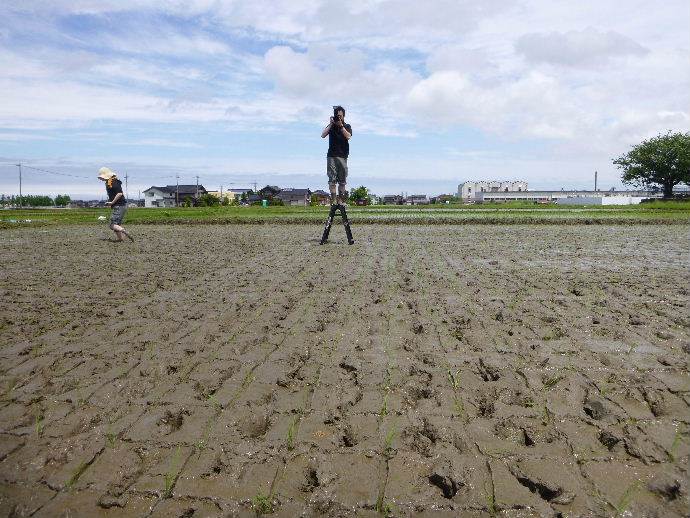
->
[338, 183, 348, 205]
[329, 182, 338, 205]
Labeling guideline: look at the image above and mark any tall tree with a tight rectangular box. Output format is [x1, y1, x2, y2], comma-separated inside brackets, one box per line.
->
[613, 131, 690, 198]
[349, 185, 371, 205]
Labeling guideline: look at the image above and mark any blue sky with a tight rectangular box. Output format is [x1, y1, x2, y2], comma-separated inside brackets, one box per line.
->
[0, 1, 688, 198]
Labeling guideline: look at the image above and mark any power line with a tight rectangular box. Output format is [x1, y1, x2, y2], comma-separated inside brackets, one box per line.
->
[20, 164, 92, 179]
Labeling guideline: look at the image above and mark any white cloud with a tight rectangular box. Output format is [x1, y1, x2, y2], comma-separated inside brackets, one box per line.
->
[515, 28, 648, 67]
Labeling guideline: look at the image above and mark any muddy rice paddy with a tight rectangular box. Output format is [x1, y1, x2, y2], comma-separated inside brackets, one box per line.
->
[0, 224, 688, 517]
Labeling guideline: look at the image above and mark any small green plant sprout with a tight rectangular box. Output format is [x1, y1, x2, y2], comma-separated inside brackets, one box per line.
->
[375, 496, 394, 516]
[105, 428, 116, 448]
[163, 446, 182, 498]
[383, 426, 396, 458]
[34, 411, 45, 437]
[286, 415, 299, 451]
[668, 428, 685, 462]
[379, 393, 389, 418]
[614, 480, 640, 517]
[541, 405, 553, 426]
[252, 491, 273, 514]
[207, 393, 222, 411]
[241, 371, 255, 389]
[382, 366, 392, 391]
[484, 480, 497, 517]
[452, 396, 465, 419]
[65, 461, 89, 490]
[543, 374, 564, 389]
[447, 369, 461, 391]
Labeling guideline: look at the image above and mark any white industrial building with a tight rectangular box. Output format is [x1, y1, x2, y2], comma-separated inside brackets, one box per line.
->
[458, 181, 528, 201]
[457, 180, 662, 204]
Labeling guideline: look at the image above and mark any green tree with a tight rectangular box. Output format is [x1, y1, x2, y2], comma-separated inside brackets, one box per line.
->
[613, 131, 690, 198]
[350, 185, 371, 205]
[310, 194, 319, 206]
[54, 194, 71, 206]
[197, 193, 220, 207]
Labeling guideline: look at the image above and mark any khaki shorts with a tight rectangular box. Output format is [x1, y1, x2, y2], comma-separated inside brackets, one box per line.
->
[327, 157, 348, 184]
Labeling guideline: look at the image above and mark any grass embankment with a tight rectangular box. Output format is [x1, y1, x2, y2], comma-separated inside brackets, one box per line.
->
[1, 201, 689, 229]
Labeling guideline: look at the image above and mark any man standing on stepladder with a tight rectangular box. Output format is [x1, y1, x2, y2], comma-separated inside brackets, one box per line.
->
[321, 105, 352, 205]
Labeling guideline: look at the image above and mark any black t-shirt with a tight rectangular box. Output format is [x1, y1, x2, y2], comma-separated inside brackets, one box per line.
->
[106, 178, 126, 206]
[327, 123, 352, 158]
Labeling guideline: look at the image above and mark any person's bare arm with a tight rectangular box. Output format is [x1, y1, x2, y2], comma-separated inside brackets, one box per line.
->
[107, 193, 123, 206]
[340, 126, 351, 140]
[321, 117, 334, 138]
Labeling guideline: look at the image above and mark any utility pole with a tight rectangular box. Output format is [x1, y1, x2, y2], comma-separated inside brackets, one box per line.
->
[125, 171, 129, 199]
[176, 174, 180, 207]
[253, 181, 257, 193]
[594, 170, 598, 191]
[16, 163, 22, 209]
[220, 185, 223, 203]
[195, 175, 199, 201]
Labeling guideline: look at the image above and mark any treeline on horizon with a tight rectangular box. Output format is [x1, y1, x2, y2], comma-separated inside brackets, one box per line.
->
[1, 194, 71, 207]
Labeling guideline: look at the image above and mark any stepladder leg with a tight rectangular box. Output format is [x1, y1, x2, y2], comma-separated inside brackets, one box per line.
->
[320, 204, 337, 244]
[339, 205, 355, 245]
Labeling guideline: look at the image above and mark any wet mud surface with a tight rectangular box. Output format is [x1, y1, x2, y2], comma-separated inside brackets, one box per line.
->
[0, 224, 688, 517]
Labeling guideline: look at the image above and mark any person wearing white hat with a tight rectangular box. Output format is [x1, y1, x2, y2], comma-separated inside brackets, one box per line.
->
[97, 167, 134, 242]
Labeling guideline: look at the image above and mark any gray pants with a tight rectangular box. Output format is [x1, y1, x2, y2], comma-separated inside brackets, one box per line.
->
[327, 157, 348, 184]
[110, 205, 127, 226]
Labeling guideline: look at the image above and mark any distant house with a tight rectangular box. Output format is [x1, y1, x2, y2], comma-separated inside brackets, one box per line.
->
[431, 194, 456, 204]
[246, 193, 263, 204]
[407, 194, 429, 205]
[382, 195, 404, 205]
[227, 188, 252, 201]
[311, 189, 331, 205]
[143, 185, 207, 207]
[258, 185, 281, 199]
[277, 188, 311, 206]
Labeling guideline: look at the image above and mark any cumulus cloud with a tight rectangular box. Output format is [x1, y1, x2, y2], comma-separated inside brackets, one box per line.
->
[515, 27, 648, 67]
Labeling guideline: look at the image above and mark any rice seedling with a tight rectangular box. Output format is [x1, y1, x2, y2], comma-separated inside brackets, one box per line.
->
[207, 393, 222, 411]
[447, 369, 461, 391]
[484, 480, 497, 517]
[543, 374, 564, 389]
[65, 461, 89, 490]
[383, 426, 396, 458]
[375, 497, 394, 516]
[286, 414, 300, 451]
[452, 395, 465, 419]
[614, 481, 640, 517]
[105, 427, 116, 447]
[34, 411, 44, 437]
[163, 446, 182, 498]
[252, 491, 273, 514]
[379, 394, 388, 417]
[668, 428, 684, 462]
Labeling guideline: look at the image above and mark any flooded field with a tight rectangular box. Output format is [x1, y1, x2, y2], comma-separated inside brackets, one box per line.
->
[1, 224, 688, 517]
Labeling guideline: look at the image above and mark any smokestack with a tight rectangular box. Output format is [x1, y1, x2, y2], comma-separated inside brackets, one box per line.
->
[594, 171, 598, 191]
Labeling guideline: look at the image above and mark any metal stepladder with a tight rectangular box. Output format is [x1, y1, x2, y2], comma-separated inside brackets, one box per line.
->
[320, 203, 354, 245]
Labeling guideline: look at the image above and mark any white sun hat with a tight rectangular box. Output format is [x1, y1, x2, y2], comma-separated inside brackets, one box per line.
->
[97, 167, 116, 180]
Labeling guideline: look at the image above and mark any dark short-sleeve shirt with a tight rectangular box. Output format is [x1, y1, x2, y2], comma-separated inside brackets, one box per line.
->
[327, 123, 352, 158]
[106, 178, 126, 206]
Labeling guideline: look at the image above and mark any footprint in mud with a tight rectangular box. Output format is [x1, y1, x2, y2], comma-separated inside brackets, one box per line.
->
[476, 358, 500, 382]
[239, 413, 271, 439]
[583, 397, 609, 420]
[340, 423, 358, 447]
[158, 408, 190, 434]
[428, 459, 463, 499]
